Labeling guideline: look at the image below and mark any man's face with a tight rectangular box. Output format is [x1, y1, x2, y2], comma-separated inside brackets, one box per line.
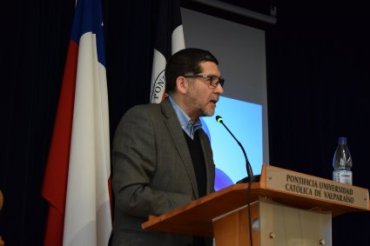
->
[184, 61, 224, 120]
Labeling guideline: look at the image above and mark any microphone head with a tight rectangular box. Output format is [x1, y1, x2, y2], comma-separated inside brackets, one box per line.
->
[215, 115, 223, 123]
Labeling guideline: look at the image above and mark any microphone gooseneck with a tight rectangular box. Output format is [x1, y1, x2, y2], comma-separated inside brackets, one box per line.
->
[215, 115, 254, 183]
[216, 115, 255, 246]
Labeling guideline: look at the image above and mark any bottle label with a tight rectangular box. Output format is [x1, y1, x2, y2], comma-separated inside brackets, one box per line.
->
[333, 170, 352, 185]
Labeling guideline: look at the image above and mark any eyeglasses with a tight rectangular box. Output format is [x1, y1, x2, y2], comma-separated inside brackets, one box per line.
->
[183, 74, 225, 88]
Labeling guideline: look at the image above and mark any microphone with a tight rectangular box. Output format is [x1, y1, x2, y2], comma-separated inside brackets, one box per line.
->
[215, 115, 257, 183]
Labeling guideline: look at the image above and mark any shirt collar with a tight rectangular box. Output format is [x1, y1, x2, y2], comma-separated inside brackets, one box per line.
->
[168, 96, 202, 139]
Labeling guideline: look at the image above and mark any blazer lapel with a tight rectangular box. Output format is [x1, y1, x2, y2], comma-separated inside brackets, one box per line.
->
[160, 99, 199, 198]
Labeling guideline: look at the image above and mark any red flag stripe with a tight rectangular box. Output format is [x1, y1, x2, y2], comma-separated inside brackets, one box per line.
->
[42, 40, 78, 246]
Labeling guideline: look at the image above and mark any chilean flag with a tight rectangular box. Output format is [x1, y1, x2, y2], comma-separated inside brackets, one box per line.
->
[150, 0, 185, 103]
[41, 0, 112, 245]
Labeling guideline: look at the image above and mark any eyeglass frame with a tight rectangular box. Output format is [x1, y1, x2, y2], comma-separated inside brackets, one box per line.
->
[183, 74, 225, 88]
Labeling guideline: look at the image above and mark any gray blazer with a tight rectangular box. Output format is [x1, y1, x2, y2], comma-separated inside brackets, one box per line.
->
[111, 98, 215, 246]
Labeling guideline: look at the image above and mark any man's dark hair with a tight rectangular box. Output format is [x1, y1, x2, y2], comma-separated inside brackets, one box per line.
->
[165, 48, 218, 93]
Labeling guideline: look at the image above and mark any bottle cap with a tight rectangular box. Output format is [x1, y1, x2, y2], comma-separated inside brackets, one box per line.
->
[338, 137, 347, 144]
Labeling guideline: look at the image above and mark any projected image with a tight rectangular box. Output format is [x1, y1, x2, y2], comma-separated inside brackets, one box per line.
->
[201, 96, 263, 191]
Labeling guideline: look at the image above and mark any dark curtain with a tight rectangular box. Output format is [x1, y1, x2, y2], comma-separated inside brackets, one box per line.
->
[104, 0, 157, 137]
[1, 0, 370, 245]
[267, 1, 370, 245]
[0, 0, 158, 245]
[1, 0, 75, 245]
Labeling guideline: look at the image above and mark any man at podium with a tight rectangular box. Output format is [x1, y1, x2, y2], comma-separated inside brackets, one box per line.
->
[111, 48, 225, 246]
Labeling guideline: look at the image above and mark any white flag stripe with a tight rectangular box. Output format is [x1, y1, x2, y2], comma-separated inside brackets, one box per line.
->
[63, 32, 111, 246]
[95, 52, 111, 246]
[150, 49, 167, 103]
[149, 24, 186, 104]
[172, 25, 185, 53]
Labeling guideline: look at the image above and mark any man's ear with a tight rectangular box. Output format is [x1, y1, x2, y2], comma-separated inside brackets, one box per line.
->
[175, 76, 188, 94]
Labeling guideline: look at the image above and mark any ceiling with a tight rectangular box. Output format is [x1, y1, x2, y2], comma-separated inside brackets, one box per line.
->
[181, 0, 276, 29]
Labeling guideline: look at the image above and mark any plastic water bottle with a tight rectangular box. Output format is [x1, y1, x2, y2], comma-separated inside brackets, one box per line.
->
[332, 137, 352, 185]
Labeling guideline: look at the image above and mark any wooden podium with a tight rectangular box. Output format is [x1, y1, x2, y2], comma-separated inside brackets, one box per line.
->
[142, 164, 370, 245]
